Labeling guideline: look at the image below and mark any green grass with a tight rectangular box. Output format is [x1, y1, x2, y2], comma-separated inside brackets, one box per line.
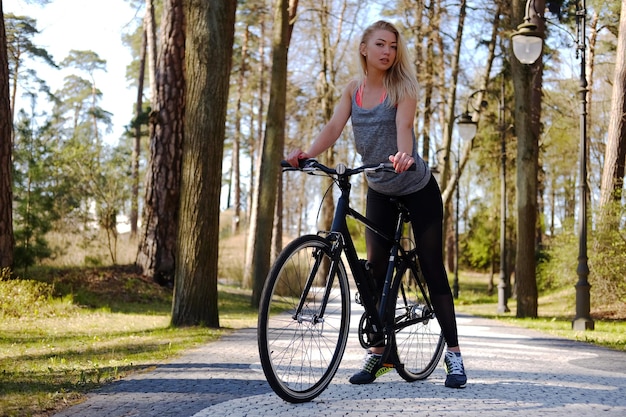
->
[453, 271, 626, 352]
[0, 265, 258, 417]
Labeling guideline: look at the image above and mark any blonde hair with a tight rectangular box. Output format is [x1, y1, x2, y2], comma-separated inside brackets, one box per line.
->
[358, 20, 418, 106]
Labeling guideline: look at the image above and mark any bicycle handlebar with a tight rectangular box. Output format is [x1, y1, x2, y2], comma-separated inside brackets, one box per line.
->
[281, 159, 415, 176]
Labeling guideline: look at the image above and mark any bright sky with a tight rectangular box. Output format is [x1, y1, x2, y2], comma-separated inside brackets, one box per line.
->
[5, 0, 141, 145]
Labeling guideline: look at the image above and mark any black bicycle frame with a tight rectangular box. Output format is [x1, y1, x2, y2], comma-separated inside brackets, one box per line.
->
[325, 173, 407, 342]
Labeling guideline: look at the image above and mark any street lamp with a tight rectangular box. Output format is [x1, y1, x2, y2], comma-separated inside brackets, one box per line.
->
[496, 78, 510, 314]
[461, 86, 510, 312]
[456, 112, 477, 143]
[430, 97, 479, 298]
[512, 0, 594, 330]
[451, 148, 460, 299]
[451, 107, 478, 299]
[511, 0, 545, 64]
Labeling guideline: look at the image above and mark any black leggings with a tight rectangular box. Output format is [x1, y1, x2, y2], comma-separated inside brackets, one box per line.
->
[365, 176, 459, 348]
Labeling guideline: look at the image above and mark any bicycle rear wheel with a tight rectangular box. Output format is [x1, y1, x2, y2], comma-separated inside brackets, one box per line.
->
[257, 235, 350, 403]
[393, 265, 445, 381]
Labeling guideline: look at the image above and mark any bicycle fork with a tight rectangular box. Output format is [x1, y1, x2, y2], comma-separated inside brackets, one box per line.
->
[291, 234, 343, 325]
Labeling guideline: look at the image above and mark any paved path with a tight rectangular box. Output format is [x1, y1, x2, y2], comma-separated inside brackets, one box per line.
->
[52, 309, 626, 417]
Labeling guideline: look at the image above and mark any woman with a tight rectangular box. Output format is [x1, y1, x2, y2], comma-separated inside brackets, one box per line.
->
[286, 20, 467, 389]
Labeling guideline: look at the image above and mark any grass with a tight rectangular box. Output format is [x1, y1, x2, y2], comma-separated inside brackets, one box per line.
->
[0, 263, 258, 417]
[453, 271, 626, 352]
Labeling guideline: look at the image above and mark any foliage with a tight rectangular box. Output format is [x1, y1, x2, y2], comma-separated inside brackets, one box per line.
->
[0, 274, 75, 318]
[538, 207, 626, 311]
[11, 111, 58, 269]
[461, 198, 497, 271]
[536, 223, 578, 292]
[8, 37, 135, 266]
[591, 203, 626, 305]
[88, 142, 133, 264]
[0, 264, 257, 417]
[5, 13, 58, 85]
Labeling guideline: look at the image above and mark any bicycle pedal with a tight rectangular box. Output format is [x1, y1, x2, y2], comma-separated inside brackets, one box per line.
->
[355, 292, 363, 305]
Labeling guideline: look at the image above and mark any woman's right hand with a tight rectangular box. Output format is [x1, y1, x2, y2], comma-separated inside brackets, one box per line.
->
[286, 149, 311, 167]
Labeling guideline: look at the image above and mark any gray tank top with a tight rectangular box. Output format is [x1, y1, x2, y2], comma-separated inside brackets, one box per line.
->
[351, 90, 431, 195]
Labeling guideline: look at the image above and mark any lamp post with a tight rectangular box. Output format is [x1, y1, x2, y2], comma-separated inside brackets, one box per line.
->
[432, 111, 476, 299]
[512, 0, 594, 330]
[452, 111, 478, 299]
[467, 85, 510, 312]
[497, 77, 510, 313]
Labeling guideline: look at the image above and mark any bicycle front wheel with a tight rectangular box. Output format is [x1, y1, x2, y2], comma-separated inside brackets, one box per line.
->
[393, 266, 445, 381]
[257, 235, 351, 403]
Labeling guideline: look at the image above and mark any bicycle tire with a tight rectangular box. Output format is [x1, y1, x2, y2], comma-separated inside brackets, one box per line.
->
[257, 234, 351, 403]
[393, 265, 445, 381]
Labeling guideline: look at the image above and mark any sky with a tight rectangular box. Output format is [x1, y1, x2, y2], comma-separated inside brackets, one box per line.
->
[5, 0, 141, 145]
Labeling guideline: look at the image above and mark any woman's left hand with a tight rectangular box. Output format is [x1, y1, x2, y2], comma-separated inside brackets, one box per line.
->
[389, 152, 414, 173]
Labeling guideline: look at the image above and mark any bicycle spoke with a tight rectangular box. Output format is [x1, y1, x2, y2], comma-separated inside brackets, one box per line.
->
[258, 236, 350, 403]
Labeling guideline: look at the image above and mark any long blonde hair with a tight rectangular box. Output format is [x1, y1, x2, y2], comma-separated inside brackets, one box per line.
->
[358, 20, 419, 106]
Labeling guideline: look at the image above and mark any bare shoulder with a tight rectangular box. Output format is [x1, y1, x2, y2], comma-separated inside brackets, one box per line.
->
[343, 79, 360, 97]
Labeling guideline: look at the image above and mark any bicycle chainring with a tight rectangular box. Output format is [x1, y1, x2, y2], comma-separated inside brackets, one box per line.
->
[358, 312, 386, 349]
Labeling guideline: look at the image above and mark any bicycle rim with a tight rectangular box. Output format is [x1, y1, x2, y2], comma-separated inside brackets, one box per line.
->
[393, 267, 445, 381]
[258, 235, 350, 403]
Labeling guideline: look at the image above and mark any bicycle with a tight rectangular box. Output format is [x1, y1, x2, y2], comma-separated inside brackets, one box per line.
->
[257, 159, 446, 403]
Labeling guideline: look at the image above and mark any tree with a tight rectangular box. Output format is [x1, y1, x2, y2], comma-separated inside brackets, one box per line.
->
[12, 104, 56, 269]
[144, 0, 158, 109]
[61, 50, 108, 147]
[311, 0, 362, 243]
[130, 23, 147, 238]
[137, 0, 185, 286]
[599, 0, 626, 209]
[229, 20, 248, 235]
[5, 13, 57, 127]
[438, 0, 469, 201]
[510, 0, 545, 318]
[247, 0, 298, 308]
[1, 3, 15, 269]
[171, 0, 237, 327]
[141, 0, 159, 239]
[121, 1, 156, 238]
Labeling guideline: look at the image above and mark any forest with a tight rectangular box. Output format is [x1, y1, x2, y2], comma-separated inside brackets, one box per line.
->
[1, 0, 625, 326]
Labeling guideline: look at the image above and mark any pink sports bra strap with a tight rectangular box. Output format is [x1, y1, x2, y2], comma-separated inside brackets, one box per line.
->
[356, 82, 386, 107]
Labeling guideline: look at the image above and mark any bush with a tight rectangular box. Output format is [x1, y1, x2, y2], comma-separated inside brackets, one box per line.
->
[536, 225, 578, 293]
[539, 211, 626, 308]
[0, 275, 75, 318]
[591, 204, 626, 305]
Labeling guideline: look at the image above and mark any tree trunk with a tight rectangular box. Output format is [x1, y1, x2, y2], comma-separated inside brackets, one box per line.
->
[599, 0, 626, 209]
[249, 0, 298, 308]
[0, 4, 14, 269]
[511, 0, 544, 318]
[272, 173, 283, 261]
[171, 0, 237, 327]
[145, 0, 158, 108]
[130, 26, 148, 238]
[231, 24, 249, 235]
[137, 0, 185, 286]
[421, 0, 435, 162]
[437, 0, 468, 262]
[316, 1, 337, 235]
[243, 13, 267, 290]
[439, 0, 468, 196]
